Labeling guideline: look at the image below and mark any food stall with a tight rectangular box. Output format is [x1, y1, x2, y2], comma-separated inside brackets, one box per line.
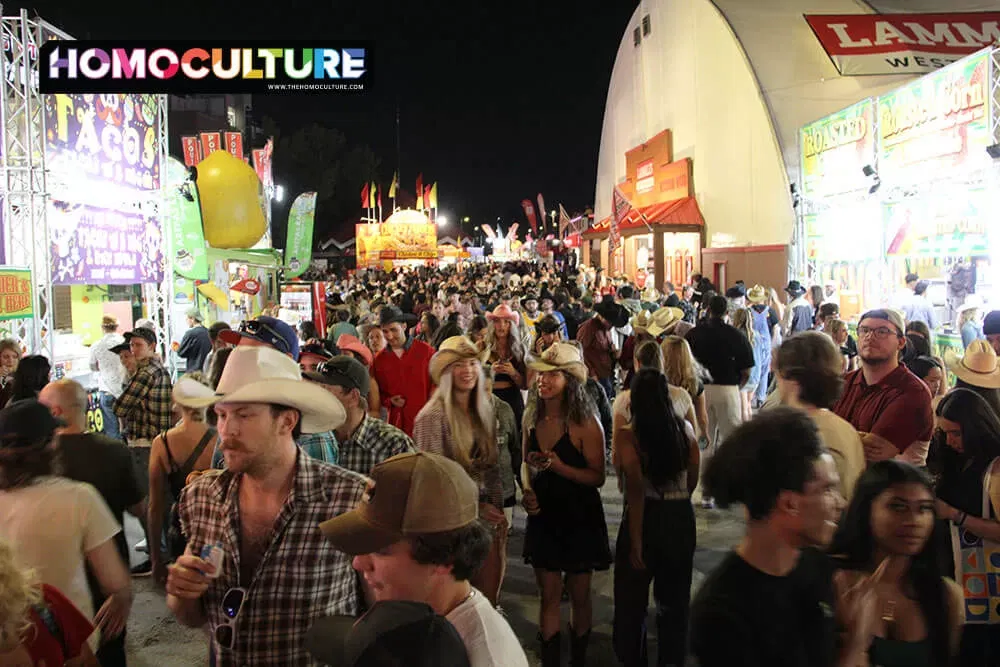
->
[798, 48, 997, 357]
[355, 209, 438, 270]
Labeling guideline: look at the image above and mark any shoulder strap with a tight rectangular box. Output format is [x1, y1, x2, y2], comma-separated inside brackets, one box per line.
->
[32, 599, 69, 657]
[162, 432, 179, 470]
[179, 428, 217, 478]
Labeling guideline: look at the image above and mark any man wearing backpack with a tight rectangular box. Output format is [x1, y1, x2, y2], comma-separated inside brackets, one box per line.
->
[39, 379, 146, 667]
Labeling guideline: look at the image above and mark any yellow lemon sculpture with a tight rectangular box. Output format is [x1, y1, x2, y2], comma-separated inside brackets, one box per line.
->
[196, 150, 267, 249]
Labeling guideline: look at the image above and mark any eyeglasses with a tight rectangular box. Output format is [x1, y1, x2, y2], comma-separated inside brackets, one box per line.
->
[214, 587, 247, 651]
[856, 325, 900, 340]
[239, 320, 290, 355]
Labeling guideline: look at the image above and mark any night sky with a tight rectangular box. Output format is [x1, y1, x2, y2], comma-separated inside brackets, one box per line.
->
[7, 1, 638, 238]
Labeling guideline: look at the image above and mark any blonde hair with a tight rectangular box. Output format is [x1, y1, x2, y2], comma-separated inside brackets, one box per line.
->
[0, 539, 40, 652]
[827, 318, 848, 343]
[731, 308, 755, 346]
[959, 308, 979, 329]
[430, 363, 497, 470]
[661, 335, 709, 397]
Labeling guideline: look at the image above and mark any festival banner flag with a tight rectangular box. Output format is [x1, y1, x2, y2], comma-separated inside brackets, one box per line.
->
[377, 185, 383, 211]
[200, 132, 222, 158]
[388, 171, 399, 198]
[224, 132, 244, 160]
[181, 136, 201, 167]
[429, 183, 438, 210]
[537, 193, 547, 230]
[424, 185, 433, 212]
[284, 192, 317, 279]
[361, 182, 370, 209]
[252, 148, 267, 184]
[166, 158, 209, 281]
[369, 182, 378, 209]
[261, 138, 274, 191]
[521, 199, 538, 235]
[416, 173, 424, 209]
[611, 185, 632, 251]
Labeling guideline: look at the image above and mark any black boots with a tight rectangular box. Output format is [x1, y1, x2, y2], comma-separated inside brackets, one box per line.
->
[569, 625, 592, 667]
[539, 632, 561, 667]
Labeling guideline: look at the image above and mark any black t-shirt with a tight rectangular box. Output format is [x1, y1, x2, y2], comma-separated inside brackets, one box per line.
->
[59, 433, 145, 606]
[845, 334, 858, 359]
[767, 306, 780, 332]
[690, 548, 837, 667]
[685, 320, 755, 386]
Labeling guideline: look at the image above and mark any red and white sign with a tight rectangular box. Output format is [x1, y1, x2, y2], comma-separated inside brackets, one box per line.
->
[180, 136, 200, 167]
[805, 13, 1000, 76]
[199, 132, 222, 158]
[225, 132, 244, 160]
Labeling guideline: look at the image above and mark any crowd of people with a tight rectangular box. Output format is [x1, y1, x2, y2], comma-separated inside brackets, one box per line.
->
[0, 259, 998, 666]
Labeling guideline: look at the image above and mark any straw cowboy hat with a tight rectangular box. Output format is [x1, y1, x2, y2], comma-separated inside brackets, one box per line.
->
[486, 303, 520, 326]
[171, 346, 347, 432]
[945, 339, 1000, 389]
[527, 342, 588, 383]
[629, 310, 654, 334]
[429, 336, 489, 385]
[747, 284, 768, 305]
[647, 306, 685, 337]
[641, 286, 661, 303]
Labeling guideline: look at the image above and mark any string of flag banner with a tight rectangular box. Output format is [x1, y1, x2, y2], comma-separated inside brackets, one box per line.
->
[361, 172, 439, 223]
[180, 132, 273, 198]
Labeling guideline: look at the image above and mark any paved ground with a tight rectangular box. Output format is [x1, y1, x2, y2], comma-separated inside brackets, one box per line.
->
[122, 473, 745, 666]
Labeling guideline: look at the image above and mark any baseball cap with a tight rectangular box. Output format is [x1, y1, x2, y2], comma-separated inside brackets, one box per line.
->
[859, 308, 905, 336]
[300, 343, 334, 363]
[305, 601, 471, 667]
[985, 311, 1000, 336]
[0, 400, 65, 449]
[219, 316, 300, 360]
[124, 327, 157, 345]
[110, 342, 130, 354]
[305, 355, 370, 397]
[320, 452, 479, 555]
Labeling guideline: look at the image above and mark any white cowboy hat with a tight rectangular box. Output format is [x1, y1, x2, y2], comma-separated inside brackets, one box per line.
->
[746, 284, 768, 305]
[527, 342, 587, 383]
[647, 307, 685, 338]
[429, 336, 489, 385]
[957, 294, 984, 314]
[629, 310, 654, 333]
[945, 339, 1000, 389]
[174, 346, 346, 432]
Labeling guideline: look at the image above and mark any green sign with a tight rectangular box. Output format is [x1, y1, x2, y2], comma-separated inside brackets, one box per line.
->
[284, 192, 317, 279]
[166, 157, 209, 281]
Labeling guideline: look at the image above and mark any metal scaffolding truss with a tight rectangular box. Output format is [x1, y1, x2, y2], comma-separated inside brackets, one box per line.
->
[0, 8, 173, 364]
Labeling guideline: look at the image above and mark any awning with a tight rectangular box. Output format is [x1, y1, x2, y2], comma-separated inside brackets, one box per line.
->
[583, 197, 705, 238]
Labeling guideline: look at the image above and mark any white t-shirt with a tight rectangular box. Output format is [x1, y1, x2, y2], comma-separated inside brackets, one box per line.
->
[613, 384, 693, 424]
[447, 588, 529, 667]
[0, 476, 121, 623]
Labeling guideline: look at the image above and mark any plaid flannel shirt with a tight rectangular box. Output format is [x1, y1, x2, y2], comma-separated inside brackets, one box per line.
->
[113, 357, 173, 442]
[179, 450, 367, 667]
[336, 415, 414, 476]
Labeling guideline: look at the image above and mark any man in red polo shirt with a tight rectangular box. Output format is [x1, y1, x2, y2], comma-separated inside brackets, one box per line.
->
[833, 309, 933, 464]
[372, 306, 434, 435]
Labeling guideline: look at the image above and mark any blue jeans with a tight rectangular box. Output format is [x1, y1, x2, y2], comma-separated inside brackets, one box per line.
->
[99, 391, 122, 441]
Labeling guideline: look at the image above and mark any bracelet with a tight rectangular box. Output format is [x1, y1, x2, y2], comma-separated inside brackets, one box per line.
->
[956, 512, 968, 527]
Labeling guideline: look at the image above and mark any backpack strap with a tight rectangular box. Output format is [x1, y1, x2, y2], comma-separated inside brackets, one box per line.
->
[32, 599, 69, 657]
[179, 428, 217, 479]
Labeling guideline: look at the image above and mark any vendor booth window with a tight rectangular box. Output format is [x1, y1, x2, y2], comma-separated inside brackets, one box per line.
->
[642, 15, 651, 36]
[633, 27, 641, 46]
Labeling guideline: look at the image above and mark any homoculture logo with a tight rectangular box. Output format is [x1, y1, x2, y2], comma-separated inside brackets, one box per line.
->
[38, 42, 371, 94]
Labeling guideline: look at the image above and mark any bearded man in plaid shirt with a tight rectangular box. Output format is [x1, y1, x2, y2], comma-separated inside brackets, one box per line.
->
[165, 346, 367, 666]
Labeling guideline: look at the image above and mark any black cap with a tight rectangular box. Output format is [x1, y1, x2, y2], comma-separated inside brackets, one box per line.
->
[0, 400, 65, 449]
[300, 343, 334, 363]
[304, 355, 371, 397]
[984, 311, 1000, 336]
[305, 601, 471, 667]
[110, 342, 130, 354]
[124, 328, 157, 345]
[536, 314, 562, 335]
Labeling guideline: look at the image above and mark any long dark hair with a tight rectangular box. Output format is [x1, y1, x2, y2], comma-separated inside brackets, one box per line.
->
[936, 388, 1000, 468]
[828, 461, 950, 667]
[9, 355, 51, 403]
[952, 379, 1000, 417]
[630, 368, 688, 487]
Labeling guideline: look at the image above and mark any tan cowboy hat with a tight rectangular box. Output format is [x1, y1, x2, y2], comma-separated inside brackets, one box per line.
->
[173, 346, 347, 432]
[429, 336, 489, 385]
[527, 342, 588, 383]
[747, 284, 768, 304]
[945, 339, 1000, 389]
[647, 307, 685, 337]
[629, 310, 654, 333]
[641, 286, 660, 302]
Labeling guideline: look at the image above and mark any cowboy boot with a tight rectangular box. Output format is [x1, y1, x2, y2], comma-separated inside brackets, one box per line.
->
[569, 625, 591, 667]
[539, 631, 562, 667]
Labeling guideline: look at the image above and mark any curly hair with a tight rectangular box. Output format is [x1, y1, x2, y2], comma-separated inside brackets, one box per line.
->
[0, 538, 40, 652]
[522, 371, 597, 433]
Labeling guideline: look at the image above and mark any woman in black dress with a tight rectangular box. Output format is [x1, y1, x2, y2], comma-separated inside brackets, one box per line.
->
[522, 342, 611, 667]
